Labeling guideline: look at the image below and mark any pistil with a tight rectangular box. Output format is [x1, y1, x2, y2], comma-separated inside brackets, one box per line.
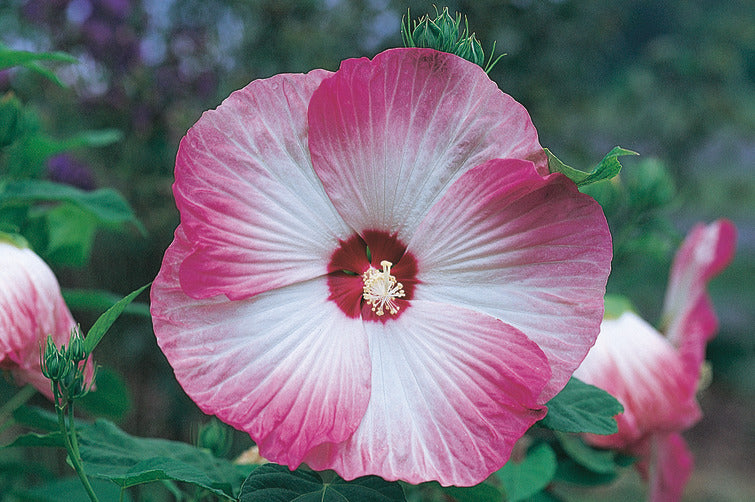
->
[362, 260, 405, 316]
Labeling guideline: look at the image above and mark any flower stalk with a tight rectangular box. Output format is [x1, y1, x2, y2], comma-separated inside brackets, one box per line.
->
[42, 328, 99, 502]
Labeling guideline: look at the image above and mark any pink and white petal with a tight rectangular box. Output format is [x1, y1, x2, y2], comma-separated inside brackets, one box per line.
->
[308, 48, 545, 242]
[661, 220, 736, 369]
[407, 159, 611, 401]
[151, 228, 371, 467]
[574, 313, 701, 449]
[646, 433, 694, 502]
[302, 301, 549, 487]
[0, 242, 78, 399]
[173, 69, 353, 301]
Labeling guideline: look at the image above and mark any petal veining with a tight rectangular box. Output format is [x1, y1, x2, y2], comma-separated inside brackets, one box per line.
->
[308, 48, 546, 242]
[302, 300, 549, 487]
[173, 69, 352, 301]
[408, 158, 612, 400]
[151, 229, 371, 467]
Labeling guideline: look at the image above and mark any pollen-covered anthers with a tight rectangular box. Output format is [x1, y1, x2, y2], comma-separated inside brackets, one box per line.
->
[362, 260, 406, 316]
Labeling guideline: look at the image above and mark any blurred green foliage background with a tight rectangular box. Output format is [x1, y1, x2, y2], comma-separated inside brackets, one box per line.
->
[1, 0, 752, 500]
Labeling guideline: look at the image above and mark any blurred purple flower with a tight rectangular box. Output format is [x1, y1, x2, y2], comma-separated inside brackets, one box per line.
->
[46, 153, 96, 191]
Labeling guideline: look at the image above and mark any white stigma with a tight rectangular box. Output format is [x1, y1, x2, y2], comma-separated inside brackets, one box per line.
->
[362, 260, 405, 316]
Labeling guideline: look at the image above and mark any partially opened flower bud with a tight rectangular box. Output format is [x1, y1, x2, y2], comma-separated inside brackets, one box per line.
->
[0, 238, 94, 400]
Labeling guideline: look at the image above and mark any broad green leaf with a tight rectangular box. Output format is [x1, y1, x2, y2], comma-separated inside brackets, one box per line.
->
[2, 431, 65, 448]
[0, 180, 142, 229]
[441, 482, 503, 502]
[496, 443, 557, 502]
[83, 283, 151, 353]
[63, 288, 151, 318]
[555, 433, 617, 474]
[12, 405, 81, 432]
[545, 147, 637, 187]
[39, 202, 98, 267]
[239, 464, 406, 502]
[77, 368, 132, 421]
[15, 476, 130, 502]
[77, 419, 246, 499]
[553, 458, 619, 487]
[539, 378, 623, 434]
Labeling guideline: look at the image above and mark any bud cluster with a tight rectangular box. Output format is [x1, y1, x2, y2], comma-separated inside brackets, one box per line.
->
[401, 7, 502, 72]
[40, 327, 95, 404]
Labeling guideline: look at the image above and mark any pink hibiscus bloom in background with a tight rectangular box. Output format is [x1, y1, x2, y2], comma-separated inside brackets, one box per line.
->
[574, 220, 737, 501]
[151, 48, 613, 486]
[0, 240, 78, 400]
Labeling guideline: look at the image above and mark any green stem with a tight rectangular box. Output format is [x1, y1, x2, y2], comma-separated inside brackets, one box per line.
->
[0, 384, 36, 430]
[53, 387, 99, 502]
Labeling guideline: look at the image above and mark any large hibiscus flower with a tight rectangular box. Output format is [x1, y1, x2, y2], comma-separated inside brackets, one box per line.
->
[0, 240, 78, 400]
[574, 220, 736, 501]
[151, 48, 612, 486]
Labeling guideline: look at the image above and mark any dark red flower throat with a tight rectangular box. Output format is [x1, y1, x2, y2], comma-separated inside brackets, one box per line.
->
[327, 230, 417, 322]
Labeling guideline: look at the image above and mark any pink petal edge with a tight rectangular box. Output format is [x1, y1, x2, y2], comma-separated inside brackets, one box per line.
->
[661, 220, 736, 374]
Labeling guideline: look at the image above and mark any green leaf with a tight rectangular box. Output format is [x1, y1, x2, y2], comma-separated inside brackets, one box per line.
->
[0, 180, 142, 228]
[545, 147, 638, 187]
[12, 405, 72, 432]
[553, 458, 618, 487]
[0, 46, 77, 70]
[83, 283, 151, 353]
[2, 431, 65, 448]
[239, 464, 406, 501]
[15, 476, 131, 502]
[77, 419, 246, 499]
[0, 45, 77, 86]
[496, 443, 557, 502]
[539, 378, 623, 434]
[555, 433, 617, 474]
[441, 482, 504, 502]
[63, 288, 151, 318]
[77, 367, 132, 421]
[38, 203, 98, 267]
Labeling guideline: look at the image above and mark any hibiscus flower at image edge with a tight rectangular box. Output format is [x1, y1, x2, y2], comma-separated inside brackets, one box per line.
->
[150, 48, 613, 486]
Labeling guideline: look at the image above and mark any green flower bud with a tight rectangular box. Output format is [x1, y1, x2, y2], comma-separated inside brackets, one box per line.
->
[67, 327, 88, 363]
[411, 17, 443, 49]
[197, 418, 232, 457]
[60, 359, 77, 390]
[41, 335, 63, 380]
[456, 34, 485, 67]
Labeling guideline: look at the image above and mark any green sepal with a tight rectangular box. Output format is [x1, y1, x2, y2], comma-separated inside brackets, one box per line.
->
[539, 377, 623, 435]
[545, 146, 638, 187]
[239, 464, 406, 501]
